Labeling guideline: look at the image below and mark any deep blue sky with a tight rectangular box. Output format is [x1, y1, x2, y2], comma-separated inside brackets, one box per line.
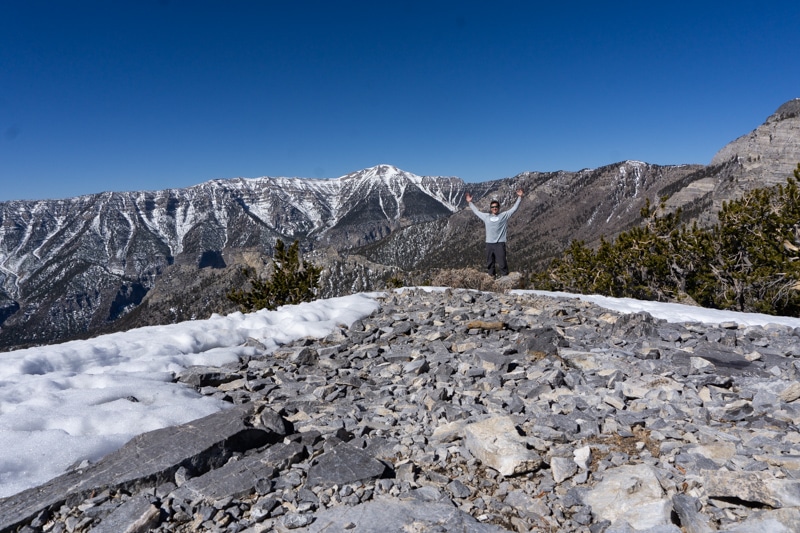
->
[2, 1, 798, 201]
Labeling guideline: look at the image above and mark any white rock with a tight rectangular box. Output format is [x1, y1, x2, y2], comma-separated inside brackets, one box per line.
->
[573, 445, 592, 470]
[723, 508, 800, 533]
[464, 416, 542, 476]
[584, 465, 672, 529]
[690, 357, 715, 371]
[690, 441, 737, 461]
[779, 381, 800, 403]
[620, 375, 682, 399]
[745, 351, 763, 362]
[603, 395, 625, 410]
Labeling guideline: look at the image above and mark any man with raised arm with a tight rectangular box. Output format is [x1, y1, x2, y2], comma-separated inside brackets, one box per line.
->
[465, 188, 524, 277]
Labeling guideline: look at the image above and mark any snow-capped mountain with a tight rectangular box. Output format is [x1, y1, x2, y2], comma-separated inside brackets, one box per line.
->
[361, 161, 705, 272]
[0, 159, 712, 350]
[0, 165, 464, 349]
[1, 100, 799, 350]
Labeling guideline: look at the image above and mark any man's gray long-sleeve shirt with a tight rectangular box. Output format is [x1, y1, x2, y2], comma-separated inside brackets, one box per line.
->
[468, 197, 521, 243]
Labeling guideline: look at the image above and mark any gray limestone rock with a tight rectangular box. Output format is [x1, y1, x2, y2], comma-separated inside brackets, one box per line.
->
[703, 470, 800, 508]
[305, 439, 390, 488]
[258, 408, 290, 438]
[10, 289, 800, 533]
[584, 465, 672, 530]
[170, 453, 279, 503]
[291, 497, 509, 533]
[518, 326, 568, 358]
[85, 494, 160, 533]
[711, 100, 800, 198]
[0, 403, 267, 533]
[464, 416, 543, 476]
[551, 456, 578, 483]
[671, 494, 715, 533]
[779, 381, 800, 402]
[176, 365, 243, 387]
[611, 311, 660, 339]
[719, 508, 800, 532]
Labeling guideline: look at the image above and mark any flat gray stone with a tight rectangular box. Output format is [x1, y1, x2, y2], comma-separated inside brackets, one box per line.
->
[0, 404, 267, 533]
[519, 326, 567, 358]
[679, 345, 758, 376]
[475, 349, 513, 372]
[550, 456, 578, 483]
[171, 454, 277, 503]
[176, 365, 242, 387]
[703, 470, 800, 508]
[305, 439, 389, 488]
[721, 508, 800, 532]
[292, 496, 509, 533]
[86, 494, 159, 533]
[672, 494, 715, 533]
[620, 374, 682, 399]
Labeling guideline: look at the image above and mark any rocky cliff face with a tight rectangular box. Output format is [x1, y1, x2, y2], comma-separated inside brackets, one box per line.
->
[707, 98, 800, 216]
[711, 99, 800, 185]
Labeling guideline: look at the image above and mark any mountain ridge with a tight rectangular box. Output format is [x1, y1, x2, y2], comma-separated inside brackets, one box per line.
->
[1, 100, 799, 350]
[0, 166, 467, 348]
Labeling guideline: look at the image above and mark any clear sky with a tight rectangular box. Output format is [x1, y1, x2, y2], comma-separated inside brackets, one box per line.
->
[1, 1, 798, 201]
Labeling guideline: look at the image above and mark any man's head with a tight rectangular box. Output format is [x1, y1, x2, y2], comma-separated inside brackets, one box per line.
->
[490, 201, 500, 211]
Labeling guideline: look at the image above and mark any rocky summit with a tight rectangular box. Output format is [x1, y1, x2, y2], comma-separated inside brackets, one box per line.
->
[3, 289, 800, 533]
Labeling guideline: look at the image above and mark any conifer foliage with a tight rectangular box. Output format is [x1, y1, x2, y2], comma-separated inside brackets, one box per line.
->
[534, 164, 800, 316]
[228, 239, 322, 312]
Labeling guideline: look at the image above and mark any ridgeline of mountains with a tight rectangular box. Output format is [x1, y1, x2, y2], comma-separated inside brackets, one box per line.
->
[1, 99, 799, 351]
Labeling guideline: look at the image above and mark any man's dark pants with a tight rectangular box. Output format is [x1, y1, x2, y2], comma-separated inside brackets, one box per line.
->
[485, 242, 508, 277]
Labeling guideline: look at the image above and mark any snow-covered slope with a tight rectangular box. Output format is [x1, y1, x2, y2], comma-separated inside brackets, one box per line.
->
[0, 165, 465, 348]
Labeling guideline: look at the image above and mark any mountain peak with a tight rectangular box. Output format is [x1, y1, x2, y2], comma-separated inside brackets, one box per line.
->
[771, 98, 800, 122]
[711, 98, 800, 178]
[340, 164, 426, 186]
[360, 164, 409, 180]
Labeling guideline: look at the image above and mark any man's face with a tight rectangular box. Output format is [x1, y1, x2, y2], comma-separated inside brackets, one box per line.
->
[490, 204, 499, 211]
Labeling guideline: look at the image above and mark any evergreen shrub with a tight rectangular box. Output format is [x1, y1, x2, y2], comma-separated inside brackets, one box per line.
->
[228, 239, 322, 312]
[533, 163, 800, 316]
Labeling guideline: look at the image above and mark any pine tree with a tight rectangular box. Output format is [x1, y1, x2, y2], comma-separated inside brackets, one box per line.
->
[709, 167, 800, 313]
[227, 239, 322, 312]
[533, 163, 800, 317]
